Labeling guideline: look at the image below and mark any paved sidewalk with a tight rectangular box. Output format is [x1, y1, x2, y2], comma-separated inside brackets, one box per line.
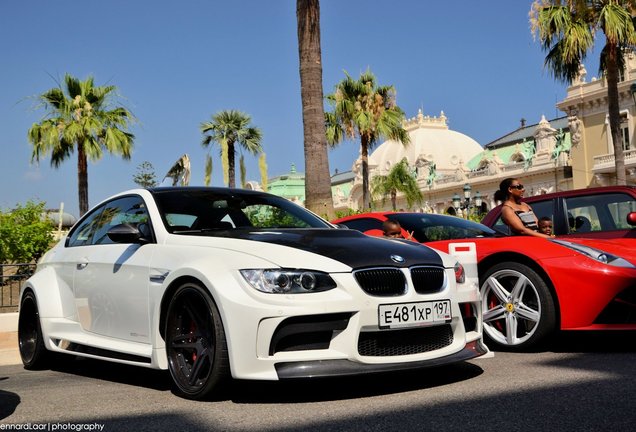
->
[0, 312, 21, 366]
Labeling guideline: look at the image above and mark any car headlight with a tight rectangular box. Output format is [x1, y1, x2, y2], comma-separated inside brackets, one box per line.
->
[550, 239, 636, 268]
[240, 269, 337, 294]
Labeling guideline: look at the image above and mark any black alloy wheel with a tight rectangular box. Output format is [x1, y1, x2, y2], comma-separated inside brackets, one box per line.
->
[18, 291, 53, 369]
[165, 282, 229, 400]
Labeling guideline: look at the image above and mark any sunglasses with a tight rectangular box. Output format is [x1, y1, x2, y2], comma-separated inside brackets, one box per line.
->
[509, 184, 525, 190]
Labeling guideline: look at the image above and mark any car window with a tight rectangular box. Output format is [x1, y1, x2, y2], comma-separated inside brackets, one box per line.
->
[67, 205, 106, 247]
[88, 196, 150, 245]
[528, 200, 553, 222]
[242, 203, 311, 228]
[564, 193, 636, 233]
[339, 218, 384, 233]
[152, 189, 331, 234]
[491, 214, 511, 235]
[390, 213, 498, 242]
[165, 213, 198, 231]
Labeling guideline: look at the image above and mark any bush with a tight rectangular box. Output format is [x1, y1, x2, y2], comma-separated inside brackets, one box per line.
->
[0, 200, 55, 264]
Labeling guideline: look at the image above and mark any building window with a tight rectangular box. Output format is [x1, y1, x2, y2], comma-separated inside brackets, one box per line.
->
[621, 114, 631, 150]
[606, 110, 631, 153]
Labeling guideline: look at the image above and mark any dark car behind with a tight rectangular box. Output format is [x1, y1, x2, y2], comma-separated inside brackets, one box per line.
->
[481, 186, 636, 239]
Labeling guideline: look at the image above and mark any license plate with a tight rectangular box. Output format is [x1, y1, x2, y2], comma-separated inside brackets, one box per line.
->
[378, 300, 452, 329]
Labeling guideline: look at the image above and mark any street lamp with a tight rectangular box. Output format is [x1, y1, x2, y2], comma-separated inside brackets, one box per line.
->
[452, 184, 482, 218]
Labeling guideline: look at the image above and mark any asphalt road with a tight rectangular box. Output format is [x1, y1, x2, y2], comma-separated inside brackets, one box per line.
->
[1, 331, 635, 432]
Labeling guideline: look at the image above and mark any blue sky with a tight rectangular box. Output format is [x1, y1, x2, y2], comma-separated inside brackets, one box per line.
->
[0, 1, 601, 217]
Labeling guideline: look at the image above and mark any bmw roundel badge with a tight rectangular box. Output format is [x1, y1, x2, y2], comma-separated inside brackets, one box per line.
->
[390, 254, 405, 264]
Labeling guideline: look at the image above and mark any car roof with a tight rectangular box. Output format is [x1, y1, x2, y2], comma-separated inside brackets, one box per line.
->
[148, 186, 270, 196]
[523, 185, 636, 202]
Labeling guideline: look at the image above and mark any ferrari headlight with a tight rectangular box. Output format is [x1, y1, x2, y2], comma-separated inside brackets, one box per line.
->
[550, 240, 636, 268]
[240, 269, 337, 294]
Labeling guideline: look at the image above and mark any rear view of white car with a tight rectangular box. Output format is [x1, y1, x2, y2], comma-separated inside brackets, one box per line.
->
[19, 187, 486, 399]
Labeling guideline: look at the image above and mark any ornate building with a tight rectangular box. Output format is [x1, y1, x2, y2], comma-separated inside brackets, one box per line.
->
[557, 54, 636, 188]
[334, 109, 575, 216]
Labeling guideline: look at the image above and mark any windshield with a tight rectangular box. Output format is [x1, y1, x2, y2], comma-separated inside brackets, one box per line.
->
[151, 188, 332, 234]
[390, 213, 500, 242]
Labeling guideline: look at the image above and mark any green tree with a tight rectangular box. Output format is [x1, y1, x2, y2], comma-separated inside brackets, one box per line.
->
[28, 73, 136, 215]
[326, 70, 410, 209]
[200, 110, 263, 188]
[531, 0, 636, 185]
[0, 201, 54, 265]
[371, 158, 423, 211]
[297, 0, 335, 219]
[132, 161, 158, 188]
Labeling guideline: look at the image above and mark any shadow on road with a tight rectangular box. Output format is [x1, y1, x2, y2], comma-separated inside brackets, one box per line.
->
[43, 355, 484, 403]
[51, 357, 171, 392]
[0, 389, 20, 420]
[549, 330, 636, 353]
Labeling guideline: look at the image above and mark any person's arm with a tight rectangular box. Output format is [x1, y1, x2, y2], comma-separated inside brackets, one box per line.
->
[501, 205, 551, 238]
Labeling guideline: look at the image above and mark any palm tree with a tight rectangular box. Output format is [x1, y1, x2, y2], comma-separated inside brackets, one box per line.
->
[28, 74, 135, 216]
[371, 158, 422, 211]
[200, 110, 263, 188]
[296, 0, 335, 218]
[531, 0, 636, 185]
[326, 70, 410, 209]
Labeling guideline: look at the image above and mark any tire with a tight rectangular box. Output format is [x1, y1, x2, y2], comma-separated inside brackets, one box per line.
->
[480, 262, 556, 351]
[18, 291, 53, 369]
[165, 282, 229, 400]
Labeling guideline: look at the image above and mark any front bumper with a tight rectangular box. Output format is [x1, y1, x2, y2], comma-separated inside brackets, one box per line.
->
[275, 339, 488, 379]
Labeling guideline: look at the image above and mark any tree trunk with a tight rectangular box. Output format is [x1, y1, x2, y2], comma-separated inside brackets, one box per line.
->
[606, 44, 626, 185]
[228, 142, 236, 188]
[78, 145, 89, 216]
[297, 0, 335, 219]
[391, 189, 397, 211]
[361, 136, 370, 209]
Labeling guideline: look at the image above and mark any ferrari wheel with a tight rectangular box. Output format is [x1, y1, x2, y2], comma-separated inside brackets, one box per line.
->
[480, 262, 556, 351]
[18, 291, 53, 369]
[165, 282, 229, 400]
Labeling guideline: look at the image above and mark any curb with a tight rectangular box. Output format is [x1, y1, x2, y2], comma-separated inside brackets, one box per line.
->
[0, 312, 18, 332]
[0, 313, 20, 366]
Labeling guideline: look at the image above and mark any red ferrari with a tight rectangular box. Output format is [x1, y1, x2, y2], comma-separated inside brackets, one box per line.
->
[333, 212, 636, 351]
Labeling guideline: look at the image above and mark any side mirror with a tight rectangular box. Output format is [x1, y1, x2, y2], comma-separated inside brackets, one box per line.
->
[107, 223, 149, 244]
[627, 211, 636, 227]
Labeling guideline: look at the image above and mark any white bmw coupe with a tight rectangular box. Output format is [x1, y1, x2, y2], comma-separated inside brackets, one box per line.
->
[19, 187, 487, 399]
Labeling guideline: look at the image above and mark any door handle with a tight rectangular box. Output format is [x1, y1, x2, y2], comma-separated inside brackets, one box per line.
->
[76, 260, 88, 270]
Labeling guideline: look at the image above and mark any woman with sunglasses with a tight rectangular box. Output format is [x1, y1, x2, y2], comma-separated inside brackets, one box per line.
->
[494, 178, 551, 238]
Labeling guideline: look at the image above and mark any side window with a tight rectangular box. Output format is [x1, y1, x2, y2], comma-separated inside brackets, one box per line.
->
[609, 200, 636, 229]
[528, 200, 553, 222]
[66, 206, 105, 247]
[91, 196, 150, 245]
[339, 218, 384, 233]
[565, 193, 636, 233]
[491, 215, 510, 235]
